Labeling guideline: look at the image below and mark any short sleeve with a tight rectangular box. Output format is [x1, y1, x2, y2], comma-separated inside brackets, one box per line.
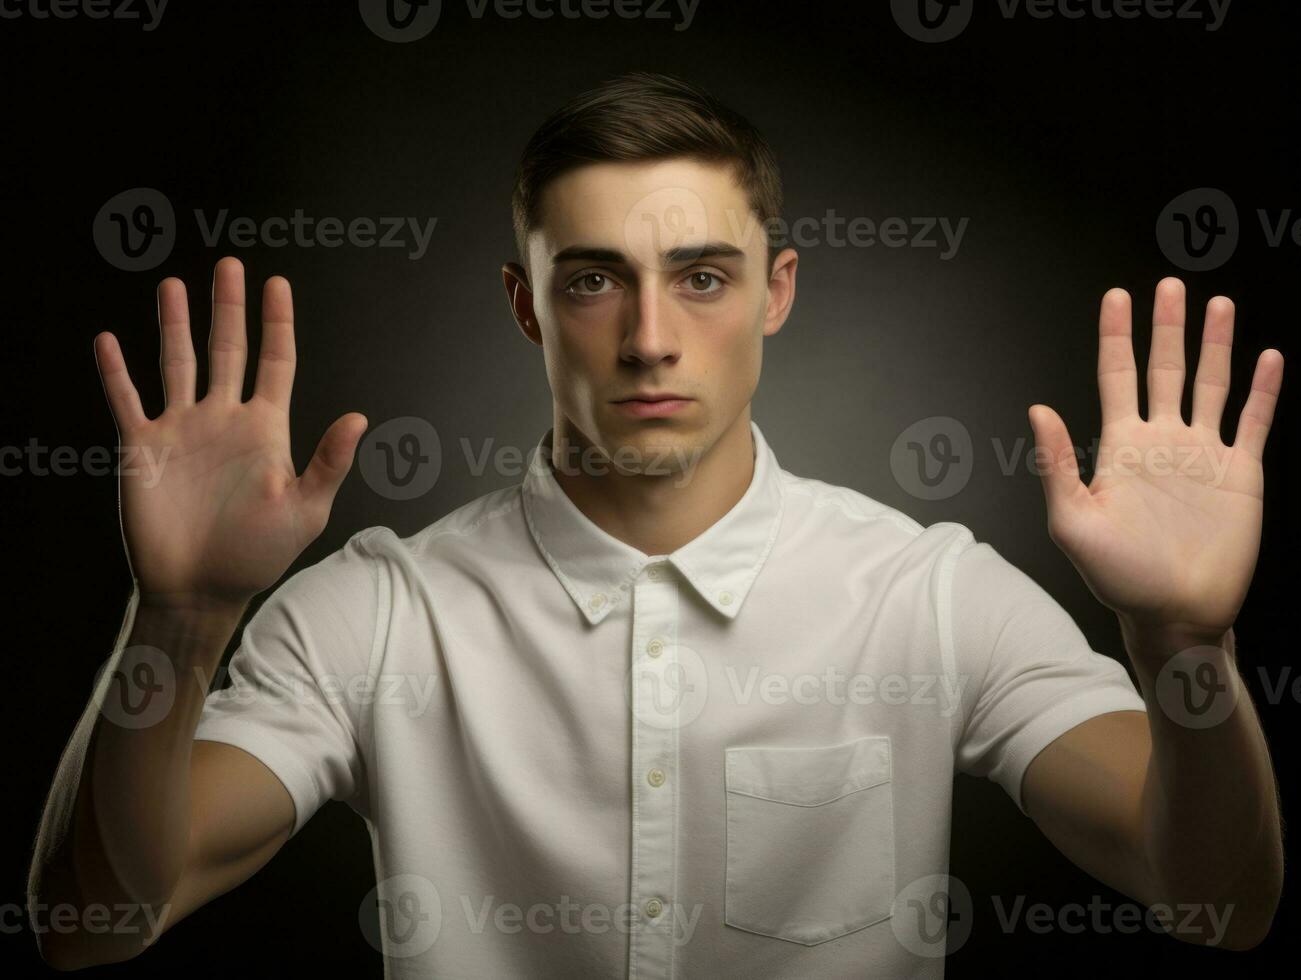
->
[950, 538, 1146, 814]
[193, 528, 381, 838]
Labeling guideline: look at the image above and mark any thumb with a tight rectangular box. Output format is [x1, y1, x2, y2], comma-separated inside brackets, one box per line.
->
[1027, 404, 1083, 517]
[299, 412, 369, 514]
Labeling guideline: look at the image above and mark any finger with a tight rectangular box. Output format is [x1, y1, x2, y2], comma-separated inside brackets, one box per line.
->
[1147, 277, 1187, 421]
[1098, 287, 1139, 427]
[157, 277, 196, 409]
[1232, 349, 1284, 461]
[1190, 295, 1235, 435]
[207, 256, 248, 401]
[297, 413, 369, 519]
[252, 276, 297, 412]
[94, 331, 148, 433]
[1028, 404, 1084, 518]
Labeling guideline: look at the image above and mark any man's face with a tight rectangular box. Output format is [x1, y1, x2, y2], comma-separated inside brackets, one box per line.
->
[504, 157, 796, 476]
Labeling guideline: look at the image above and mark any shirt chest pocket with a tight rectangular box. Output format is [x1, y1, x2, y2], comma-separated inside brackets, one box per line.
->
[724, 735, 895, 946]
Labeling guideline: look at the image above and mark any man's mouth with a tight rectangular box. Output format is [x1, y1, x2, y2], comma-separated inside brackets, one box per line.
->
[611, 393, 694, 417]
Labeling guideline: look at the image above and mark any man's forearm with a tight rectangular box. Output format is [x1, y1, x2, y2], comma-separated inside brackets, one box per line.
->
[1125, 621, 1284, 950]
[27, 588, 244, 968]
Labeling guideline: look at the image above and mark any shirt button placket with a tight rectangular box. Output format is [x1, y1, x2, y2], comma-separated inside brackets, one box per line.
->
[628, 561, 679, 980]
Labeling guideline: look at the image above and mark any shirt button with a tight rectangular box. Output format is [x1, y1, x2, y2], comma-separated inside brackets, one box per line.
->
[647, 767, 666, 787]
[588, 593, 607, 612]
[646, 637, 665, 658]
[644, 898, 664, 918]
[647, 566, 661, 580]
[718, 590, 734, 606]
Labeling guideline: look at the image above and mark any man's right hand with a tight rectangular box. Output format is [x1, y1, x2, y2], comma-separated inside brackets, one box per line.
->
[93, 255, 367, 614]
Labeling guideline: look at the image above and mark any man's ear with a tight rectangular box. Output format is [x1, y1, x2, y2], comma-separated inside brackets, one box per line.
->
[502, 262, 542, 346]
[762, 247, 798, 338]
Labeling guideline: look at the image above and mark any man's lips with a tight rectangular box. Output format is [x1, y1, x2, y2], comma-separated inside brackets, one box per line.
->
[611, 394, 694, 418]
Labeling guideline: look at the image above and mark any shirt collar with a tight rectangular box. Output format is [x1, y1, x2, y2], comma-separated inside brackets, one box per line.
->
[520, 420, 785, 626]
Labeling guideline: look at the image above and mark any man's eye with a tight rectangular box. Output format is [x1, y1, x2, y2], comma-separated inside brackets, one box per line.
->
[567, 272, 617, 296]
[683, 270, 723, 294]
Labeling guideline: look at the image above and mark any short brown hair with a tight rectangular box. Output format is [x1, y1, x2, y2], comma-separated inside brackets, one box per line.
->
[510, 71, 783, 274]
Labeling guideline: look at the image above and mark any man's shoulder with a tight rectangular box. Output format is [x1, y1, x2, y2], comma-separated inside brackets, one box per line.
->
[777, 467, 978, 564]
[337, 483, 526, 570]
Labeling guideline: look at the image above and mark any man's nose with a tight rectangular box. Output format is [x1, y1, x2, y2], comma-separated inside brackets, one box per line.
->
[619, 285, 682, 366]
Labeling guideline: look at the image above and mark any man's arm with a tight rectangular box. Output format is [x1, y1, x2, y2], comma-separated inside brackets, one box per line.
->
[30, 257, 365, 968]
[1022, 626, 1283, 950]
[30, 599, 298, 969]
[1021, 277, 1285, 950]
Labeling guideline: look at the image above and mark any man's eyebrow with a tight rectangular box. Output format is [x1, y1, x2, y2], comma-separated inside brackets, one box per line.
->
[551, 241, 746, 266]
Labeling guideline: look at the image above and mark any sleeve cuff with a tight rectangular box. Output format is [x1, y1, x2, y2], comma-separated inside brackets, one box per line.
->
[1004, 686, 1148, 816]
[193, 722, 322, 839]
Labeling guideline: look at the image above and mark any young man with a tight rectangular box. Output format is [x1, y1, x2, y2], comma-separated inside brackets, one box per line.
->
[30, 72, 1283, 977]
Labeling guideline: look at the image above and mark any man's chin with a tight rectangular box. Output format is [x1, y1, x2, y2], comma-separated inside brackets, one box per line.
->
[594, 422, 705, 478]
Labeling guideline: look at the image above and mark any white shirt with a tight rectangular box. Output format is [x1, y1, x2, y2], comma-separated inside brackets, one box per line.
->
[193, 420, 1146, 978]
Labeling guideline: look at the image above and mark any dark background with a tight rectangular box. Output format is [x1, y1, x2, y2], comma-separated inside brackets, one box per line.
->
[2, 0, 1294, 975]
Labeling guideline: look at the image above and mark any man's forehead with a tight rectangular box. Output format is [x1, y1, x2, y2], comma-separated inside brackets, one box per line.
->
[531, 158, 759, 268]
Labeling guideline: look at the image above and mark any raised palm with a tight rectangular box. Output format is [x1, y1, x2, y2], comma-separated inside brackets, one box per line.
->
[1028, 278, 1283, 639]
[94, 257, 367, 611]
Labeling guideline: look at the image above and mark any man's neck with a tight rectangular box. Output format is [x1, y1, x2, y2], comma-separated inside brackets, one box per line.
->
[548, 411, 755, 556]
